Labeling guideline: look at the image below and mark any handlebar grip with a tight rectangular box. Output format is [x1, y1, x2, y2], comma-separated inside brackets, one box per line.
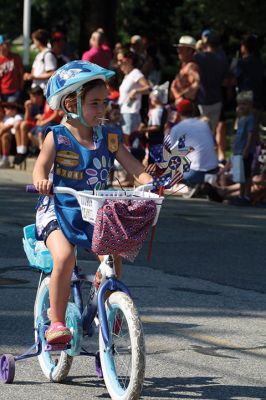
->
[25, 184, 54, 194]
[26, 184, 38, 193]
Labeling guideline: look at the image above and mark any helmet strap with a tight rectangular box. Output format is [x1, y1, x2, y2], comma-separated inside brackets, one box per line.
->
[76, 89, 90, 128]
[64, 89, 103, 140]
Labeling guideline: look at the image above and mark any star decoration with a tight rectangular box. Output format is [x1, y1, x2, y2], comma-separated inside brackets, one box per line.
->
[148, 135, 193, 188]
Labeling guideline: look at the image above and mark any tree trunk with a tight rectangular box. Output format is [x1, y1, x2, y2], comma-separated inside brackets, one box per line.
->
[79, 0, 117, 57]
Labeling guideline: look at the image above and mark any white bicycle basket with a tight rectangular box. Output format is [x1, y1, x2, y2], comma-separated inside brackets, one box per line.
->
[53, 187, 164, 226]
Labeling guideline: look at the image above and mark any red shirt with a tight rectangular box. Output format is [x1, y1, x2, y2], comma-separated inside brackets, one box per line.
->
[42, 101, 62, 124]
[0, 52, 23, 94]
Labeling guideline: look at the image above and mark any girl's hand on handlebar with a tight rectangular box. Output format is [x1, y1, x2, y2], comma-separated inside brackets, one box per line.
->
[35, 179, 53, 196]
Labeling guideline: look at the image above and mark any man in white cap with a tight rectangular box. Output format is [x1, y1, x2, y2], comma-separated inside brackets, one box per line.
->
[170, 35, 200, 106]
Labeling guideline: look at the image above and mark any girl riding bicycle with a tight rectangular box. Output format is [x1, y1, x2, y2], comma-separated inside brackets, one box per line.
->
[32, 60, 152, 345]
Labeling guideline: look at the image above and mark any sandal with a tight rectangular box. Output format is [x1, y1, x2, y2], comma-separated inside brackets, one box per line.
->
[45, 322, 72, 344]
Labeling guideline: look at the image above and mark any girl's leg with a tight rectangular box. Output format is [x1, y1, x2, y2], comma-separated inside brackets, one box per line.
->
[46, 229, 76, 324]
[114, 255, 122, 279]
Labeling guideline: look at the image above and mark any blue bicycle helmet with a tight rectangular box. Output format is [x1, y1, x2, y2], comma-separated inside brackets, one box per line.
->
[46, 60, 115, 126]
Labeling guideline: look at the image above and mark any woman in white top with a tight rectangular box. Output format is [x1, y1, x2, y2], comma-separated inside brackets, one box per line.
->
[24, 29, 58, 90]
[117, 49, 150, 145]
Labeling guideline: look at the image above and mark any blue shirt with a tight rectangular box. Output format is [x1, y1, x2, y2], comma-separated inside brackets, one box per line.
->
[233, 114, 256, 155]
[48, 124, 122, 248]
[194, 51, 228, 105]
[235, 55, 264, 109]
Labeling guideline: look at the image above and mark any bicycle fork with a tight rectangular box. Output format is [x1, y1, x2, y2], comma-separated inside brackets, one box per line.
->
[82, 255, 131, 350]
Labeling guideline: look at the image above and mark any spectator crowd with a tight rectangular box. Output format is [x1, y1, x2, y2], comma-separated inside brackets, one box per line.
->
[0, 27, 265, 206]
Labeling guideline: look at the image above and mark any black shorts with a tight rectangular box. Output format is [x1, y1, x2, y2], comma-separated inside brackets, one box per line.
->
[41, 220, 60, 244]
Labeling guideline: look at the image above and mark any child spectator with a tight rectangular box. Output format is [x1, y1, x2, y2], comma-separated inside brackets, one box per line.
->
[232, 91, 257, 204]
[14, 86, 45, 165]
[28, 100, 62, 152]
[104, 102, 123, 185]
[106, 75, 120, 103]
[0, 102, 23, 168]
[138, 81, 169, 164]
[105, 102, 122, 129]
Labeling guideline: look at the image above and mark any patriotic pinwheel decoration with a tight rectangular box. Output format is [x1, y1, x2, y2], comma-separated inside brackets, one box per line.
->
[147, 134, 193, 189]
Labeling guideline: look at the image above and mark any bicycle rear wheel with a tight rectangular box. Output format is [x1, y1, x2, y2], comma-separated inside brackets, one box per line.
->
[99, 291, 145, 400]
[34, 277, 81, 382]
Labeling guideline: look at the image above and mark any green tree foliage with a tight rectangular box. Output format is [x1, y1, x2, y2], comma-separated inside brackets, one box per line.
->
[31, 0, 82, 44]
[0, 2, 23, 39]
[79, 0, 117, 55]
[0, 0, 265, 66]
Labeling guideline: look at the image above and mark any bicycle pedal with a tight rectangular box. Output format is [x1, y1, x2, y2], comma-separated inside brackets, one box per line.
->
[44, 343, 70, 352]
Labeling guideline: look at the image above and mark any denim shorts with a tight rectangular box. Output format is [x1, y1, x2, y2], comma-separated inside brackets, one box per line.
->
[183, 167, 219, 186]
[121, 113, 141, 135]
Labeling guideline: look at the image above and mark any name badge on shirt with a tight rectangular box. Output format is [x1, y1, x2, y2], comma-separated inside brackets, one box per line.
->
[108, 133, 119, 153]
[56, 150, 80, 167]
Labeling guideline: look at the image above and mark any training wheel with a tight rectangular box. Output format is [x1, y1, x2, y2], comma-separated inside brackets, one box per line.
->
[0, 354, 15, 383]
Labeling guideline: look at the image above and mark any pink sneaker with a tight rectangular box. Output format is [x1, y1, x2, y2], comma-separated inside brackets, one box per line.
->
[45, 322, 72, 344]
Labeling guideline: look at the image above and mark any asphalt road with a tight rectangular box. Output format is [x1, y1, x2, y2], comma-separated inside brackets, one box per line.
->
[0, 168, 266, 400]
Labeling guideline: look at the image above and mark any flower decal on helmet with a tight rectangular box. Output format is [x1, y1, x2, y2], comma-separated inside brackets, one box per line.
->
[56, 68, 84, 86]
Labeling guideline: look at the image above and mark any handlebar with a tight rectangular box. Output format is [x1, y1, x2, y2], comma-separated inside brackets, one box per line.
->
[134, 183, 154, 192]
[26, 184, 164, 226]
[26, 184, 156, 196]
[25, 184, 85, 197]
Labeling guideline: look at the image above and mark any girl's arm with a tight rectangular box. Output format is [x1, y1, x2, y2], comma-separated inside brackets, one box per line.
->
[32, 131, 56, 195]
[116, 143, 152, 185]
[24, 100, 33, 121]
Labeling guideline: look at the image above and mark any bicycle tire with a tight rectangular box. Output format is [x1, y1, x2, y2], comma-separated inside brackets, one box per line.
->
[99, 291, 145, 400]
[34, 276, 80, 382]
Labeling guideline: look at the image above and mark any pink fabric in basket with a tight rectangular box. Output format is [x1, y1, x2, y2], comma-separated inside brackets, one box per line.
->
[91, 199, 157, 261]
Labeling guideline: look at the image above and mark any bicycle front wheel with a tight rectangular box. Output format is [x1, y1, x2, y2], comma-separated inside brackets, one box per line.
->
[99, 291, 145, 400]
[34, 276, 77, 382]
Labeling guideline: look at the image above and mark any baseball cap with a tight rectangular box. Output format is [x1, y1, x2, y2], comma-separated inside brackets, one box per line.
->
[150, 81, 169, 104]
[173, 35, 196, 49]
[201, 29, 212, 38]
[176, 99, 193, 114]
[201, 29, 220, 46]
[0, 35, 10, 45]
[51, 31, 65, 41]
